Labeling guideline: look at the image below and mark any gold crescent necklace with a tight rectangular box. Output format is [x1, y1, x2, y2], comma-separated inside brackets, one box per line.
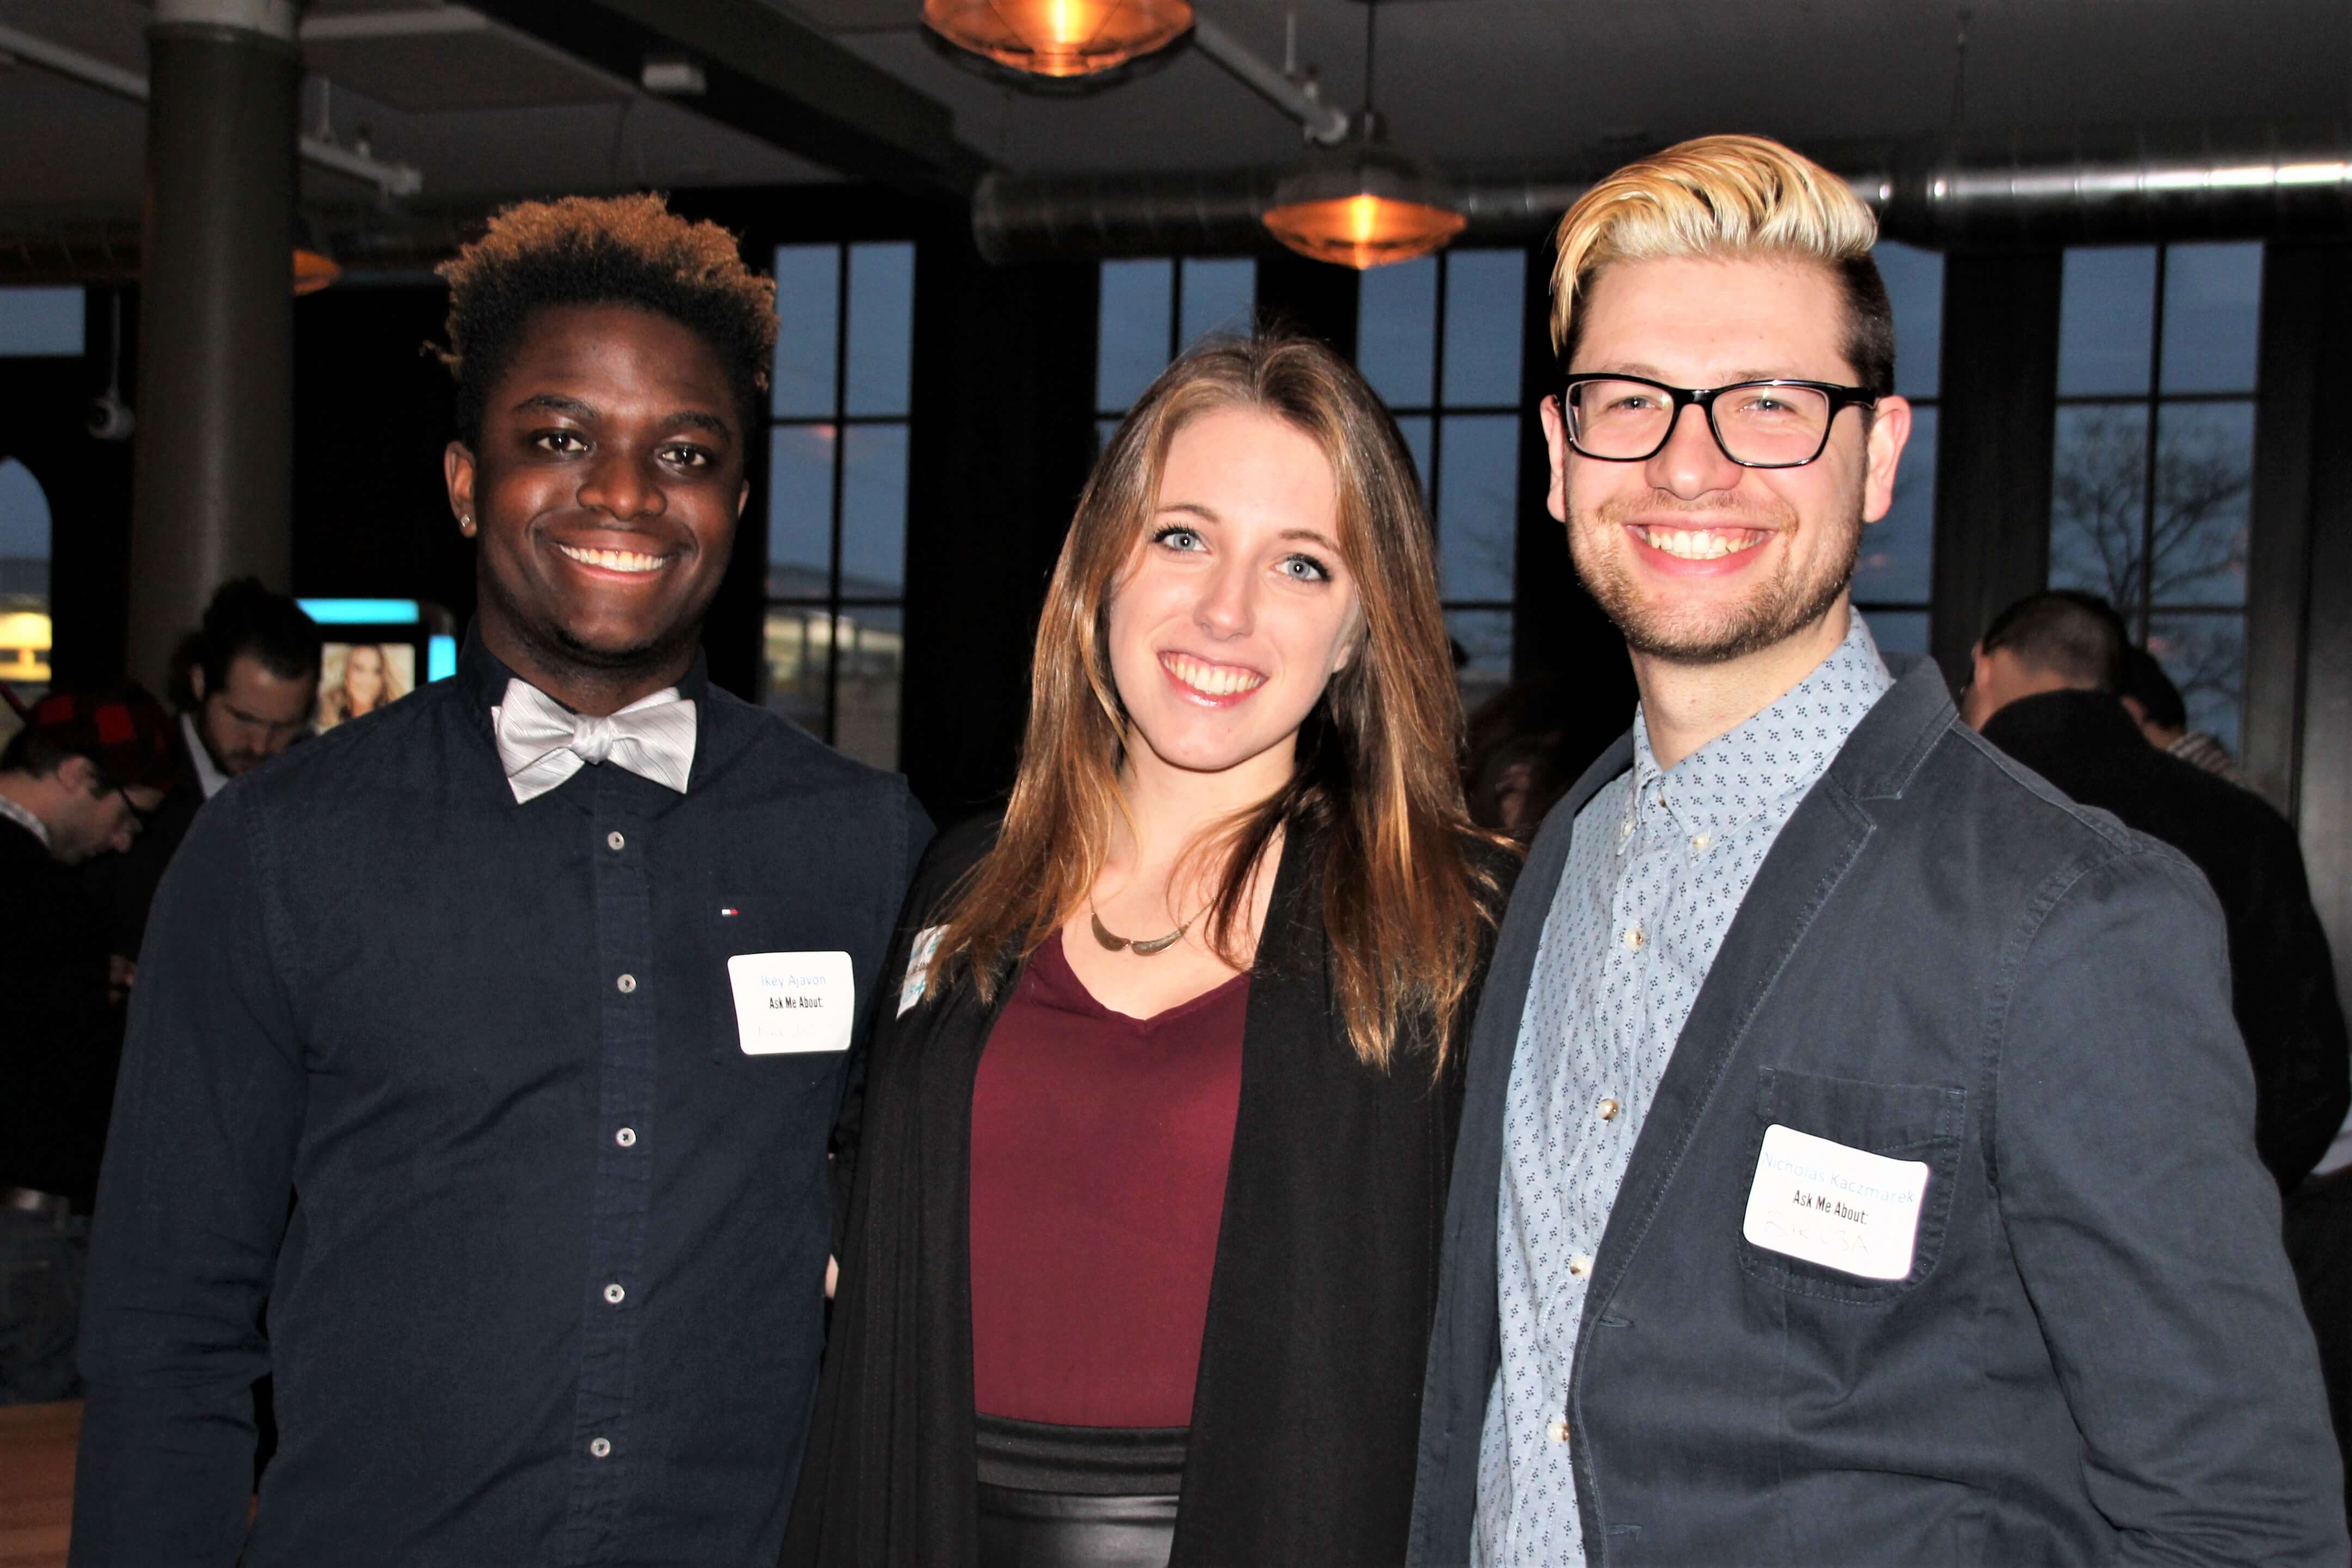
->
[1089, 903, 1190, 957]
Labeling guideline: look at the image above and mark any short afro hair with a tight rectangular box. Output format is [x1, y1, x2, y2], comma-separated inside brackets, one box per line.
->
[437, 193, 776, 447]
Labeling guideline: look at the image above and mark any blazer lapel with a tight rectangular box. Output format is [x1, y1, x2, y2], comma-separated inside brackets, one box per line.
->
[1575, 663, 1956, 1330]
[1410, 734, 1634, 1563]
[1451, 733, 1637, 1348]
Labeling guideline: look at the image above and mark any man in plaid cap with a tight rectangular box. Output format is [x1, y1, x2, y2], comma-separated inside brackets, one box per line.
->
[0, 679, 175, 1403]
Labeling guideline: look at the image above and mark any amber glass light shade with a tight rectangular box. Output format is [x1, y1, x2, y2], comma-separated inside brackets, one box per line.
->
[293, 247, 342, 296]
[1261, 145, 1465, 270]
[922, 0, 1192, 78]
[1262, 193, 1466, 270]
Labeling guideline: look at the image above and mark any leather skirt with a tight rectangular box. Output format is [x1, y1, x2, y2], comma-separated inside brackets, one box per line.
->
[974, 1412, 1186, 1568]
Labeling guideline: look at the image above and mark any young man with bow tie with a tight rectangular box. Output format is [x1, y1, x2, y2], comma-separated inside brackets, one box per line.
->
[71, 195, 930, 1567]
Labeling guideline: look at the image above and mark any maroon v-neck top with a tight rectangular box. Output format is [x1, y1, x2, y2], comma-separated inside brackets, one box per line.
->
[968, 928, 1250, 1428]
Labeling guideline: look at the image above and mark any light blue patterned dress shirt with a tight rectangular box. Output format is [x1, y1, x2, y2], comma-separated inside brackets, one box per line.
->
[1473, 612, 1895, 1566]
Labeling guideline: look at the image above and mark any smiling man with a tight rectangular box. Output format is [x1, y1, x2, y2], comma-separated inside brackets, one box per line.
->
[107, 579, 318, 965]
[71, 195, 930, 1566]
[1407, 137, 2344, 1566]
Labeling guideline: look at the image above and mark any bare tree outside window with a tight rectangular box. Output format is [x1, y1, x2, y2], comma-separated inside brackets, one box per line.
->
[2051, 409, 2250, 609]
[2048, 242, 2260, 750]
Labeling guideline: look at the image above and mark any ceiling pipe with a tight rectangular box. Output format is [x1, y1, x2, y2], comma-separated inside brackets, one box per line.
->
[973, 141, 2352, 262]
[1188, 16, 1348, 146]
[296, 8, 492, 41]
[0, 19, 425, 198]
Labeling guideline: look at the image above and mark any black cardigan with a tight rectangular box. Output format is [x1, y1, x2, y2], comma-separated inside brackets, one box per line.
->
[781, 814, 1511, 1567]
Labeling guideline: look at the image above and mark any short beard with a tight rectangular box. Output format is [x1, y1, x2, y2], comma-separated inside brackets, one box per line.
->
[1569, 485, 1864, 667]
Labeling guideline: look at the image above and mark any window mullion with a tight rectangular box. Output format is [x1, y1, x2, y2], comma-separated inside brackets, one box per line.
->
[2139, 246, 2169, 642]
[826, 244, 851, 745]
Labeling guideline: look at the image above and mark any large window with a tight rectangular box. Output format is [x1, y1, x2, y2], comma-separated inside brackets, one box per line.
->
[1853, 241, 1944, 658]
[0, 286, 74, 716]
[765, 242, 915, 769]
[0, 286, 82, 358]
[0, 458, 51, 699]
[1094, 256, 1257, 442]
[2048, 242, 2261, 748]
[1356, 249, 1526, 713]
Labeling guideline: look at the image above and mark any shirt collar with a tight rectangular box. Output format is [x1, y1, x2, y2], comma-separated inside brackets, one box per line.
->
[181, 712, 230, 800]
[456, 626, 712, 715]
[1626, 610, 1895, 848]
[0, 790, 50, 850]
[457, 626, 710, 799]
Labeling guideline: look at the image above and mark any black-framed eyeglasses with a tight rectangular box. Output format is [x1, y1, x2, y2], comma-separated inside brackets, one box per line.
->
[1560, 375, 1878, 469]
[109, 783, 157, 831]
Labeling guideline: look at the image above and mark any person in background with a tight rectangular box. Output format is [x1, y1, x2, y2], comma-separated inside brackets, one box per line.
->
[1463, 675, 1630, 841]
[2287, 1093, 2352, 1536]
[1968, 589, 2350, 1189]
[108, 578, 319, 963]
[1971, 594, 2352, 1528]
[0, 681, 174, 1403]
[71, 193, 929, 1566]
[1410, 134, 2344, 1567]
[314, 642, 407, 731]
[785, 333, 1512, 1568]
[2117, 641, 2251, 786]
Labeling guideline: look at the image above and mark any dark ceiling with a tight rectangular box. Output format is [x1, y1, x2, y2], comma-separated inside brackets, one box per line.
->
[0, 0, 2345, 256]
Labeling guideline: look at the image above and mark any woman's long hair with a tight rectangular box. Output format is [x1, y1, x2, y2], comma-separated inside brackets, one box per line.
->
[927, 330, 1509, 1072]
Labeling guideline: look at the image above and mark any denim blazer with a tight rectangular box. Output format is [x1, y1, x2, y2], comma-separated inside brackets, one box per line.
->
[1408, 662, 2347, 1567]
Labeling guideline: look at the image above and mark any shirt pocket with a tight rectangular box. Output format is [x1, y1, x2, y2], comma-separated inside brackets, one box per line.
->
[1734, 1065, 1968, 1304]
[705, 890, 855, 1107]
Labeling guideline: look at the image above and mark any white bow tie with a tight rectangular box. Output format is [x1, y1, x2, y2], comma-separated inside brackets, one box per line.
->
[492, 678, 697, 805]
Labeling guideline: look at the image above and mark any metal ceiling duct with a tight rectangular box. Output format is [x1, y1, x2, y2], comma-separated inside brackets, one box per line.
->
[972, 139, 2352, 262]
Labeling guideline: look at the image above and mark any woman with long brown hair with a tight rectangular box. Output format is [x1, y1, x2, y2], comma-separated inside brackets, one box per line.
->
[782, 330, 1514, 1568]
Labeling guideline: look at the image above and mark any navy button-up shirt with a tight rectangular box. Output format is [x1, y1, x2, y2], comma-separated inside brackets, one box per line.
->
[72, 635, 929, 1567]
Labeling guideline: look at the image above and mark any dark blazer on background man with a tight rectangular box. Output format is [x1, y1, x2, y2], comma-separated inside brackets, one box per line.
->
[1981, 687, 2350, 1187]
[103, 714, 207, 961]
[0, 814, 119, 1209]
[1408, 663, 2347, 1567]
[784, 815, 1512, 1568]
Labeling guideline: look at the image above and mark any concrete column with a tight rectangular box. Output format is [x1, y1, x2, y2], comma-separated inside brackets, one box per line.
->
[127, 0, 300, 690]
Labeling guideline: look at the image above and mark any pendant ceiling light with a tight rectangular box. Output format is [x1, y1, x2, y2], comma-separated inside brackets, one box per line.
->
[922, 0, 1193, 80]
[1260, 0, 1462, 269]
[293, 248, 342, 296]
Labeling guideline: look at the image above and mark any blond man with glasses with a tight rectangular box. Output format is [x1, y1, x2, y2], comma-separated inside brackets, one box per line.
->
[1407, 136, 2345, 1567]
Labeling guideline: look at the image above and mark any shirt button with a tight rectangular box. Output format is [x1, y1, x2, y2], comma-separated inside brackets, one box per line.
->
[1548, 1419, 1571, 1443]
[1622, 926, 1645, 951]
[589, 1437, 612, 1459]
[615, 1127, 637, 1148]
[616, 974, 636, 994]
[1692, 832, 1711, 851]
[607, 830, 626, 852]
[1597, 1097, 1621, 1122]
[1618, 817, 1632, 839]
[1569, 1253, 1593, 1278]
[603, 1283, 626, 1305]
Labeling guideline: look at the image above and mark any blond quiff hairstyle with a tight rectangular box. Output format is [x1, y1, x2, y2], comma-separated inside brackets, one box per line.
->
[1548, 135, 1893, 393]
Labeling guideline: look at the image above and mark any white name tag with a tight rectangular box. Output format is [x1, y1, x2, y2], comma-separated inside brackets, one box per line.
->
[727, 951, 854, 1055]
[897, 926, 945, 1018]
[1742, 1123, 1931, 1281]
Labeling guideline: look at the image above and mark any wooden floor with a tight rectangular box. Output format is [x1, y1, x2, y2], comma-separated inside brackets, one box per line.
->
[0, 1401, 76, 1568]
